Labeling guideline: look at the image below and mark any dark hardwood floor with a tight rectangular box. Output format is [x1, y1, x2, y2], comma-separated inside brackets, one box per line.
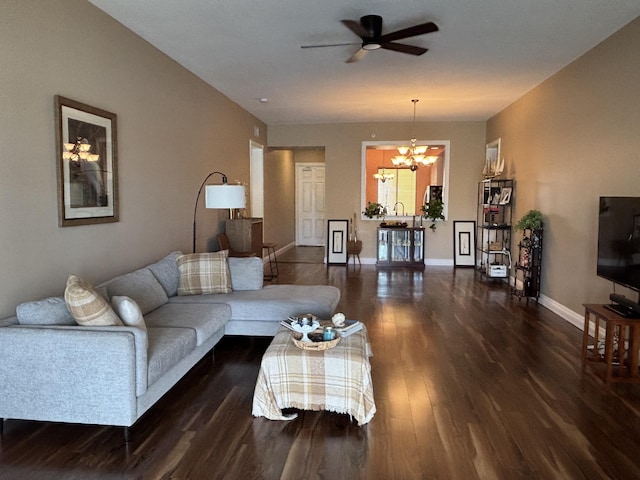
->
[2, 249, 640, 479]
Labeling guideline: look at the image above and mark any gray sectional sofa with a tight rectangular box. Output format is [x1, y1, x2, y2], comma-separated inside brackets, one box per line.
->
[0, 251, 340, 437]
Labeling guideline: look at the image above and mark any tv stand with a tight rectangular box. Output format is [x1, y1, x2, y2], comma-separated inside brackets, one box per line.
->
[582, 304, 640, 384]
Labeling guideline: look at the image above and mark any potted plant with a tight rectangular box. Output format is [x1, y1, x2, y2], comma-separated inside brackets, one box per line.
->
[421, 199, 445, 231]
[363, 202, 387, 219]
[515, 209, 543, 231]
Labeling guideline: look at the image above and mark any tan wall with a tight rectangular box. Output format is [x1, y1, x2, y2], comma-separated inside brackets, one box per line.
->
[487, 17, 640, 315]
[263, 149, 296, 248]
[0, 0, 266, 317]
[268, 122, 486, 261]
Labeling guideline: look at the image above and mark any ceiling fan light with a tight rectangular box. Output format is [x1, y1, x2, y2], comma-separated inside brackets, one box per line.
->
[362, 43, 381, 51]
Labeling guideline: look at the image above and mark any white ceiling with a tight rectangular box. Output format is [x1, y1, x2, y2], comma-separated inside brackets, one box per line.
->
[88, 0, 640, 125]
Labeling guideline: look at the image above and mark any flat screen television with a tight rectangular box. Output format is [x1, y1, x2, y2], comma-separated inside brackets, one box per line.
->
[597, 196, 640, 316]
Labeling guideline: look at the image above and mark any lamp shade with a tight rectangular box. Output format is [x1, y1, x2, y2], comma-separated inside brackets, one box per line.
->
[205, 184, 246, 209]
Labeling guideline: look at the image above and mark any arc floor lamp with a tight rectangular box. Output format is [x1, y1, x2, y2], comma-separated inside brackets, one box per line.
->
[192, 171, 246, 253]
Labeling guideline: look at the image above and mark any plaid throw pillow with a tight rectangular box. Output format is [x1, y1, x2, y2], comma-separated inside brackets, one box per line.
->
[177, 251, 232, 295]
[64, 275, 123, 326]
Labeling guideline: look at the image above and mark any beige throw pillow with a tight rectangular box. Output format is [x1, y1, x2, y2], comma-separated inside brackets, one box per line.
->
[177, 251, 232, 295]
[64, 275, 123, 326]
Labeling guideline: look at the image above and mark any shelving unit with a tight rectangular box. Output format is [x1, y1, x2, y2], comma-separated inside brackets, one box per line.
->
[376, 227, 425, 268]
[511, 228, 543, 303]
[476, 179, 514, 281]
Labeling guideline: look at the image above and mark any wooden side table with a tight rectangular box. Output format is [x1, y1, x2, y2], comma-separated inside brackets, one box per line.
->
[582, 304, 640, 384]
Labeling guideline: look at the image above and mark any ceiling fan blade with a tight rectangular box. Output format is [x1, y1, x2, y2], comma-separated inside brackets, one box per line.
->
[341, 19, 370, 39]
[380, 42, 428, 56]
[378, 21, 439, 43]
[346, 48, 368, 63]
[301, 42, 359, 49]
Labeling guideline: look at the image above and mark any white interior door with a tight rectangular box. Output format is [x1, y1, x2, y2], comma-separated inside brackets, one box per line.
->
[295, 163, 325, 246]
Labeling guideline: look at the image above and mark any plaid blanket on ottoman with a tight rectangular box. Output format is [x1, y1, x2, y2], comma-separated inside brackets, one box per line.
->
[252, 326, 376, 425]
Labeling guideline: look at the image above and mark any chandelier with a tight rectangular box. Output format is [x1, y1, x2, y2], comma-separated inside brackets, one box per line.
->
[373, 168, 395, 183]
[391, 99, 438, 171]
[62, 137, 99, 162]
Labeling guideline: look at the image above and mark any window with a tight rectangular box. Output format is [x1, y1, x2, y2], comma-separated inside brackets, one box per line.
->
[377, 168, 417, 215]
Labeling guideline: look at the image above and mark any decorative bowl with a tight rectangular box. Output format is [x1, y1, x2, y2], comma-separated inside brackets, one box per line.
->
[289, 318, 320, 342]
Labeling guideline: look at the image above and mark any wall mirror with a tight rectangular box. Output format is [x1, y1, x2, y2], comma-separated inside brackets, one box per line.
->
[361, 140, 449, 219]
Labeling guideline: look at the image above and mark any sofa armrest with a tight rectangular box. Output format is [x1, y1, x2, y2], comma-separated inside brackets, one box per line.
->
[0, 325, 146, 426]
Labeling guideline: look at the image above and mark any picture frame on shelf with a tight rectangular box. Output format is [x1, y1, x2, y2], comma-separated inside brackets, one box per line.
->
[484, 186, 501, 204]
[499, 187, 512, 205]
[55, 95, 118, 227]
[327, 219, 349, 265]
[453, 220, 476, 267]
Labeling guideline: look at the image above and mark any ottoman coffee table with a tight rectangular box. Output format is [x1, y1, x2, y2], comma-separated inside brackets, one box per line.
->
[252, 325, 376, 425]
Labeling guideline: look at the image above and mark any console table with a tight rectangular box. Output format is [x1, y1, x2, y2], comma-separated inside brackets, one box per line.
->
[582, 304, 640, 384]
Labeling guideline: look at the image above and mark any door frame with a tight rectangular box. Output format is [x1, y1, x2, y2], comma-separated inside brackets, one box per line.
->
[249, 140, 264, 219]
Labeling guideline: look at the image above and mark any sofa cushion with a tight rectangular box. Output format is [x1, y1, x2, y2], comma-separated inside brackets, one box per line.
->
[112, 296, 148, 350]
[227, 256, 263, 291]
[177, 251, 232, 295]
[16, 296, 76, 325]
[64, 275, 123, 326]
[169, 284, 341, 322]
[148, 251, 181, 297]
[146, 327, 197, 387]
[101, 268, 168, 315]
[144, 303, 230, 346]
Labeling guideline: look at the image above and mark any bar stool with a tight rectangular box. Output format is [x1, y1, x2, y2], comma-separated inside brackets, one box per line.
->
[262, 243, 279, 281]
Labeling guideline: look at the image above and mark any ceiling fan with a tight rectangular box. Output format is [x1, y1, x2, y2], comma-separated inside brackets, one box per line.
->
[301, 14, 439, 63]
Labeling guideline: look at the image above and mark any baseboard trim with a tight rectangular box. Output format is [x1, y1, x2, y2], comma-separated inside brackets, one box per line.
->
[539, 294, 585, 331]
[346, 257, 454, 266]
[263, 242, 295, 265]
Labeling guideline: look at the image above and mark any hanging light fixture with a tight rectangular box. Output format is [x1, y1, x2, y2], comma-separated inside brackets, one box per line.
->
[373, 168, 395, 183]
[391, 99, 437, 171]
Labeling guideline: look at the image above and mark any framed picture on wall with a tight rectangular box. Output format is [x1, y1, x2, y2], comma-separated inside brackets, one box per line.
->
[453, 220, 476, 267]
[327, 219, 349, 265]
[55, 95, 119, 227]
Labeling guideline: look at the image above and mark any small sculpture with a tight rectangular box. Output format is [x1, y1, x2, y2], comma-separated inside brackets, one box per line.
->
[331, 312, 346, 327]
